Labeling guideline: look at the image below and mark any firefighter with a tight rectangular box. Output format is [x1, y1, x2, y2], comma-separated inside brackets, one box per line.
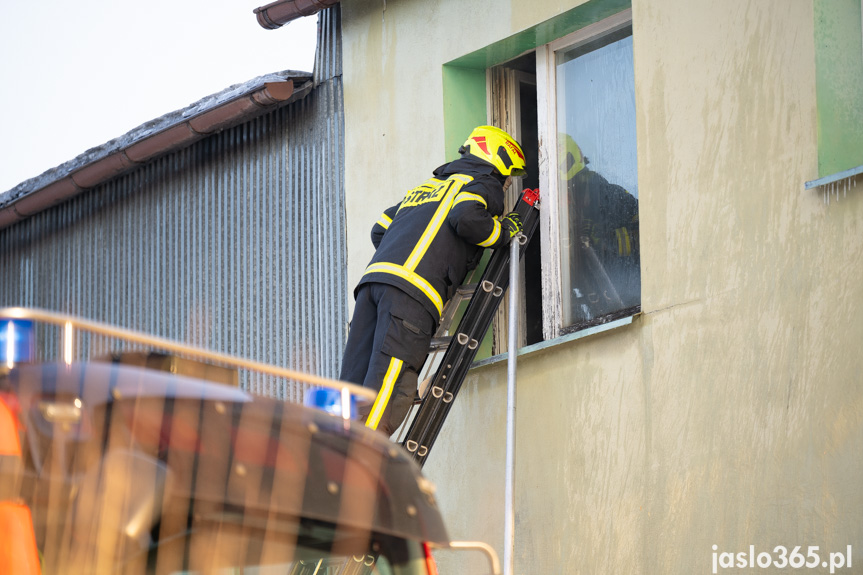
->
[560, 134, 640, 321]
[340, 125, 527, 436]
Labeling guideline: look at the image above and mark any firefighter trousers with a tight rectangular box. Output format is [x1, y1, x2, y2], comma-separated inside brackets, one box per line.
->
[340, 283, 435, 436]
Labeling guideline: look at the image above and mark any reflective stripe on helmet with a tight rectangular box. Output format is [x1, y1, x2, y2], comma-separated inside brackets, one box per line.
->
[462, 125, 526, 177]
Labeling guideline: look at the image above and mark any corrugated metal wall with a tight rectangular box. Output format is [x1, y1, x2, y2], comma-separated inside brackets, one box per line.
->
[0, 7, 346, 400]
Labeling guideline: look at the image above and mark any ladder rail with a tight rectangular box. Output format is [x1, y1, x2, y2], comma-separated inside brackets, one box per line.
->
[401, 189, 540, 465]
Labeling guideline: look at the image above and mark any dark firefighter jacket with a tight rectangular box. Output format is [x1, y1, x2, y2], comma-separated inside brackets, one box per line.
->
[358, 155, 510, 325]
[567, 168, 639, 262]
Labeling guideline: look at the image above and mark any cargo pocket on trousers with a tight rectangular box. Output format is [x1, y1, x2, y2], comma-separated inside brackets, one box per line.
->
[380, 313, 431, 372]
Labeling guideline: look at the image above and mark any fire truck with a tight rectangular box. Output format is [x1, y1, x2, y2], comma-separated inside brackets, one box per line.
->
[0, 308, 499, 574]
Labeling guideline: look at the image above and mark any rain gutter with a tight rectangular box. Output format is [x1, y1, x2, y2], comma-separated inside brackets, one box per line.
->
[0, 72, 313, 232]
[254, 0, 340, 30]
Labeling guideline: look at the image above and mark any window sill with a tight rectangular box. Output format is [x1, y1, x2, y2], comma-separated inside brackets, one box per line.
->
[470, 314, 636, 370]
[804, 164, 863, 190]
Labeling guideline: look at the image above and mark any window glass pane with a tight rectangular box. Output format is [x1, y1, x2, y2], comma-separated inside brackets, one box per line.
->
[556, 26, 640, 330]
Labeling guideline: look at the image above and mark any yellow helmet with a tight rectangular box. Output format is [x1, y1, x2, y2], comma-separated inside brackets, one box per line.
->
[559, 133, 587, 180]
[461, 125, 527, 177]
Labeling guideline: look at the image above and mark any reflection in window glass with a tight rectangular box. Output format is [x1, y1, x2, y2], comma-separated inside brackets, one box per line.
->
[556, 26, 640, 330]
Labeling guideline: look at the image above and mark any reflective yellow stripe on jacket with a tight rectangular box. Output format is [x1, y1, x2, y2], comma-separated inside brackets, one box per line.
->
[403, 177, 466, 270]
[454, 189, 500, 247]
[364, 174, 472, 317]
[615, 227, 632, 256]
[478, 219, 502, 247]
[452, 191, 487, 209]
[364, 262, 444, 316]
[376, 213, 393, 229]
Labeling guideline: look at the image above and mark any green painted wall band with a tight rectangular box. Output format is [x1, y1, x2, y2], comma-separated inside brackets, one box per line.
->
[814, 0, 863, 176]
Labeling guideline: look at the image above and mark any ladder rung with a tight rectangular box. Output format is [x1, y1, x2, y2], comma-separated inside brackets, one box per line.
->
[433, 283, 479, 337]
[428, 336, 451, 352]
[455, 283, 478, 298]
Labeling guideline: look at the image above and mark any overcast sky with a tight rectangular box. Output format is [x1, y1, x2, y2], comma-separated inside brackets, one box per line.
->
[0, 0, 318, 193]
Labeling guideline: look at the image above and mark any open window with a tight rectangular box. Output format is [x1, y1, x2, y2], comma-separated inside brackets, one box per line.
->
[487, 65, 542, 350]
[489, 9, 640, 346]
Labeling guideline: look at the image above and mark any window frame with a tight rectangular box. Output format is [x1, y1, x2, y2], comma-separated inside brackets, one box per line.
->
[486, 66, 537, 352]
[535, 8, 636, 340]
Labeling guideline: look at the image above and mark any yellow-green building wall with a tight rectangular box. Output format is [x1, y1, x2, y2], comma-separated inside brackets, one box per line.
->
[340, 0, 863, 572]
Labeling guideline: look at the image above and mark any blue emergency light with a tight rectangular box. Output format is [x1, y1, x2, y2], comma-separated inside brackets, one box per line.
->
[0, 318, 35, 367]
[304, 387, 358, 420]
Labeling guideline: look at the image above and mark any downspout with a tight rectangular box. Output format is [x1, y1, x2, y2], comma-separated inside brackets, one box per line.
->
[504, 232, 525, 575]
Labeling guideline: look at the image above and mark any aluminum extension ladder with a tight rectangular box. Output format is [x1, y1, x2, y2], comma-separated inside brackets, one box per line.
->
[397, 188, 541, 467]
